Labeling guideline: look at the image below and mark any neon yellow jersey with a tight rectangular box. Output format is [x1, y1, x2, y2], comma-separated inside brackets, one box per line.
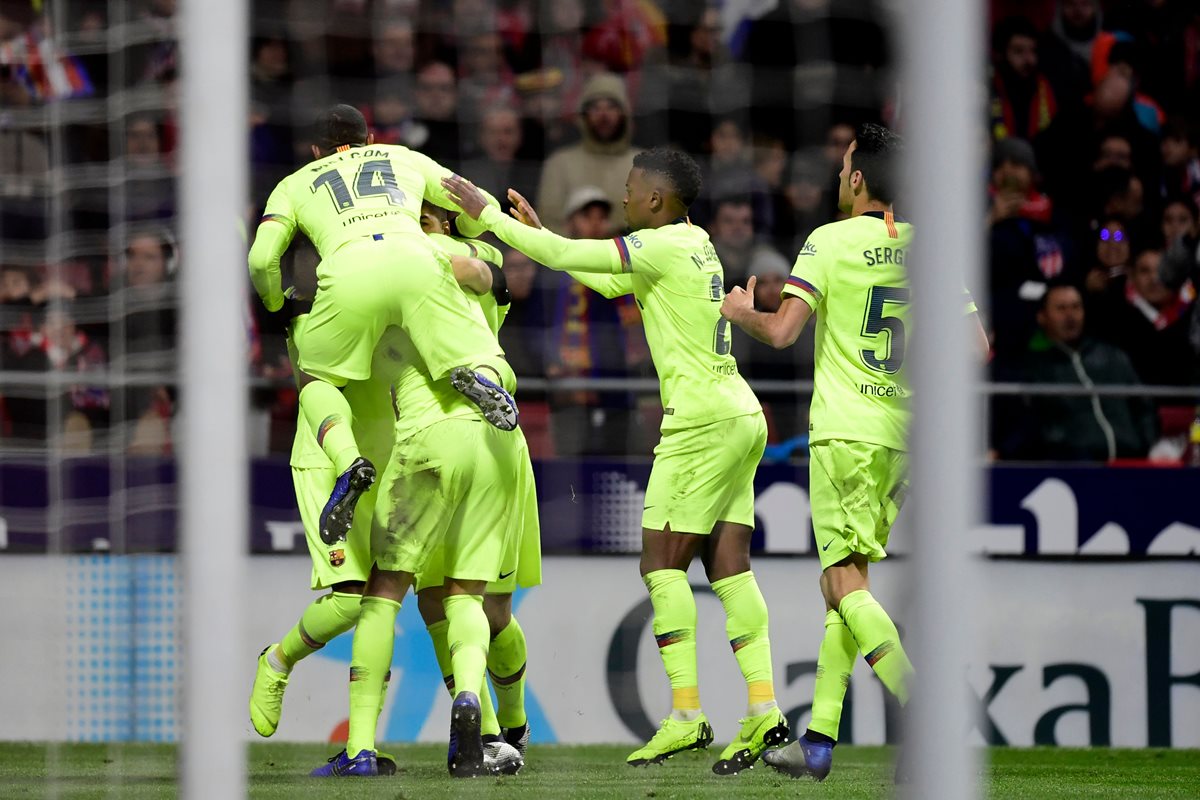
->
[249, 144, 495, 310]
[782, 212, 973, 451]
[261, 143, 488, 255]
[476, 206, 760, 432]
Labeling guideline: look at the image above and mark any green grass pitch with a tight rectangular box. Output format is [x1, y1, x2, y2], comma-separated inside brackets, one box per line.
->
[2, 743, 1197, 799]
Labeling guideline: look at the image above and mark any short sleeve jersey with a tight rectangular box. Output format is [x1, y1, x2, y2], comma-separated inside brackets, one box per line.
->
[782, 212, 915, 451]
[612, 222, 760, 430]
[261, 143, 465, 257]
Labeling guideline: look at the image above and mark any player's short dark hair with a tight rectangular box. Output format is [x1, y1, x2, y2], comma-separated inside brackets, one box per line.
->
[314, 104, 368, 152]
[851, 123, 903, 206]
[632, 147, 703, 209]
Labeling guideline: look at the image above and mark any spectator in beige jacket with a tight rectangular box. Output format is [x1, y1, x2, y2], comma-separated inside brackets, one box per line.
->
[535, 71, 640, 233]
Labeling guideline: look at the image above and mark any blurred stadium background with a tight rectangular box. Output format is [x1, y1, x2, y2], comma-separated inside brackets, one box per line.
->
[0, 0, 1197, 795]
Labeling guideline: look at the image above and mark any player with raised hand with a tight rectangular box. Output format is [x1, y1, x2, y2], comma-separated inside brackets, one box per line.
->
[443, 150, 787, 776]
[719, 124, 988, 781]
[247, 104, 517, 550]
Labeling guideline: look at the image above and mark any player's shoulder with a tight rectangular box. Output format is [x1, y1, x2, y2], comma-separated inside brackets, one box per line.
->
[628, 220, 703, 247]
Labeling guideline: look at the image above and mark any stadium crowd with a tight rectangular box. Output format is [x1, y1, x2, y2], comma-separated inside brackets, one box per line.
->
[0, 0, 1198, 462]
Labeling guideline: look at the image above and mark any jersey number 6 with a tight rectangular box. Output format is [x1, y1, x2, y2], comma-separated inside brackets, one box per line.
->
[311, 160, 407, 211]
[860, 285, 910, 373]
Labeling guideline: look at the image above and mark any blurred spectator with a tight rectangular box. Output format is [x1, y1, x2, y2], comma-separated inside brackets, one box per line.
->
[1080, 216, 1131, 332]
[709, 195, 768, 290]
[363, 77, 424, 149]
[730, 246, 812, 442]
[544, 186, 636, 456]
[581, 0, 666, 74]
[413, 61, 462, 164]
[531, 0, 587, 124]
[495, 246, 544, 378]
[1162, 196, 1199, 249]
[372, 17, 415, 79]
[740, 0, 889, 149]
[124, 113, 176, 221]
[457, 30, 516, 121]
[753, 135, 797, 249]
[1036, 65, 1161, 213]
[993, 281, 1156, 461]
[2, 304, 108, 448]
[536, 72, 640, 233]
[1105, 0, 1196, 116]
[991, 16, 1059, 142]
[119, 228, 177, 369]
[1160, 118, 1200, 207]
[460, 105, 540, 215]
[698, 117, 772, 232]
[784, 149, 835, 248]
[1091, 166, 1145, 228]
[987, 138, 1075, 361]
[1109, 244, 1198, 389]
[1040, 0, 1102, 99]
[635, 5, 751, 155]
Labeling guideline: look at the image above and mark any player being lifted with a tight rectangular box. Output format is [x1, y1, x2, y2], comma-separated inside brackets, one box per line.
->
[246, 232, 529, 772]
[720, 124, 987, 781]
[247, 104, 517, 549]
[443, 149, 787, 775]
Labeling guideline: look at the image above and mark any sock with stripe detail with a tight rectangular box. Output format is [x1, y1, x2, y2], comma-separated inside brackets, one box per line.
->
[643, 569, 700, 721]
[839, 589, 913, 705]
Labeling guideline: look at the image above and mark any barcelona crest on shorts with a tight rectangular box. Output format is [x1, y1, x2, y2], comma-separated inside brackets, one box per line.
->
[329, 549, 345, 567]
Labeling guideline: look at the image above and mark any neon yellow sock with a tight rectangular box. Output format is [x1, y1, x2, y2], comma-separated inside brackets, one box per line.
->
[809, 609, 856, 740]
[444, 594, 489, 702]
[712, 571, 776, 715]
[643, 569, 700, 720]
[276, 592, 361, 669]
[487, 617, 528, 729]
[839, 589, 913, 705]
[299, 381, 360, 473]
[427, 619, 455, 695]
[346, 596, 399, 755]
[480, 677, 500, 737]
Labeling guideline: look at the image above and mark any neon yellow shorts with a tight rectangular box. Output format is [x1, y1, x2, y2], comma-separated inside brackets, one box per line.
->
[414, 429, 541, 594]
[809, 439, 908, 570]
[293, 464, 374, 589]
[372, 417, 521, 582]
[641, 412, 767, 534]
[297, 234, 503, 385]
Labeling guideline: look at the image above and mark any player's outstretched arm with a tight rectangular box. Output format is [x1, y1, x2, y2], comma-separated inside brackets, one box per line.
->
[247, 218, 293, 312]
[505, 187, 634, 298]
[413, 151, 500, 238]
[721, 276, 813, 349]
[450, 255, 493, 295]
[443, 176, 620, 274]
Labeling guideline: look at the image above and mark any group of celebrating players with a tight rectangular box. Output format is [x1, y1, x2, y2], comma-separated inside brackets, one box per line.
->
[244, 102, 987, 782]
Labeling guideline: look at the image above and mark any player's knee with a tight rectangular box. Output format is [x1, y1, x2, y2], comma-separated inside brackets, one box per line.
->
[417, 588, 446, 625]
[484, 594, 512, 638]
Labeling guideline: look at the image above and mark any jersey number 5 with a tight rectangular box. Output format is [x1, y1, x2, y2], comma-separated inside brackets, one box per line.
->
[311, 159, 407, 211]
[860, 285, 910, 373]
